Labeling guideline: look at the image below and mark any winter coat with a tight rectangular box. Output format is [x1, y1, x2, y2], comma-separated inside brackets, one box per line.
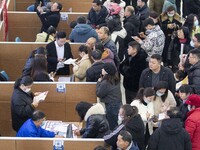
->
[149, 0, 165, 14]
[73, 54, 92, 82]
[131, 100, 154, 135]
[69, 24, 98, 43]
[136, 4, 150, 22]
[179, 102, 189, 126]
[187, 0, 200, 16]
[11, 88, 35, 132]
[162, 0, 177, 13]
[119, 49, 147, 92]
[17, 119, 55, 137]
[139, 66, 176, 95]
[32, 71, 53, 82]
[140, 25, 165, 60]
[103, 0, 126, 22]
[153, 90, 177, 116]
[86, 61, 104, 82]
[88, 6, 108, 28]
[124, 14, 140, 47]
[111, 28, 127, 62]
[148, 118, 191, 150]
[96, 77, 122, 104]
[185, 107, 200, 150]
[104, 114, 145, 150]
[188, 61, 200, 94]
[35, 31, 55, 42]
[80, 103, 110, 138]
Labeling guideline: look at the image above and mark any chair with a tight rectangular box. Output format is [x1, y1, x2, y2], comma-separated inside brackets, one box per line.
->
[15, 37, 21, 42]
[26, 5, 35, 12]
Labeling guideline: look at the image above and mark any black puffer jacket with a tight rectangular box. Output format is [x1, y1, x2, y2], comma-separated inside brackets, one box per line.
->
[147, 118, 191, 150]
[104, 114, 145, 150]
[188, 61, 200, 94]
[11, 88, 35, 132]
[80, 103, 110, 138]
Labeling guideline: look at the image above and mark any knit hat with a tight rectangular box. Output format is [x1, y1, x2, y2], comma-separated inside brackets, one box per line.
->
[185, 94, 200, 107]
[103, 63, 116, 75]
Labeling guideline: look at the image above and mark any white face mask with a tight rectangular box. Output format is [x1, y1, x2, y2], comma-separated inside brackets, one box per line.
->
[190, 40, 195, 47]
[40, 121, 46, 127]
[24, 88, 31, 93]
[156, 91, 164, 97]
[118, 115, 124, 124]
[167, 13, 175, 17]
[194, 20, 199, 27]
[144, 98, 150, 104]
[187, 105, 191, 111]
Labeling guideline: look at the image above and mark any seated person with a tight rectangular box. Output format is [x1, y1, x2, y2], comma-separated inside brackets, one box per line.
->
[22, 47, 47, 77]
[46, 31, 73, 75]
[74, 102, 109, 138]
[17, 110, 62, 137]
[35, 25, 56, 42]
[69, 16, 98, 43]
[117, 130, 139, 150]
[73, 45, 92, 82]
[86, 37, 97, 50]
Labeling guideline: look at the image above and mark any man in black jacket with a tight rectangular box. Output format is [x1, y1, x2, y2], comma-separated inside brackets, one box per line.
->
[37, 2, 62, 32]
[139, 54, 176, 95]
[46, 32, 73, 75]
[147, 107, 191, 150]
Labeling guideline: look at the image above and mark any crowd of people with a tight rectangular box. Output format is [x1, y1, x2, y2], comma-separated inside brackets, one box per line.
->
[7, 0, 200, 150]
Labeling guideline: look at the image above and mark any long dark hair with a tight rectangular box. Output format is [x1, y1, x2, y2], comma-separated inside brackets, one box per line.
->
[121, 104, 138, 124]
[75, 101, 93, 121]
[14, 76, 33, 89]
[45, 26, 56, 42]
[79, 45, 93, 63]
[31, 55, 48, 80]
[183, 14, 198, 37]
[103, 73, 120, 85]
[154, 81, 169, 102]
[135, 87, 155, 103]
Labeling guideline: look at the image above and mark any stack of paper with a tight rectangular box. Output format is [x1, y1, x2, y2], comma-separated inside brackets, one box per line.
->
[34, 91, 48, 102]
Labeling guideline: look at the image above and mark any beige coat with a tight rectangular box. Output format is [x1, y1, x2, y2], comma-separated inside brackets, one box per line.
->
[153, 90, 177, 116]
[35, 32, 55, 42]
[73, 54, 92, 82]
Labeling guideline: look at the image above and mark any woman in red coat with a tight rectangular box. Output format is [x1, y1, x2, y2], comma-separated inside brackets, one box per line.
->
[185, 94, 200, 150]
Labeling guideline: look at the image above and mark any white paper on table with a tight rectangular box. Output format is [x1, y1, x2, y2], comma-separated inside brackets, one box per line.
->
[58, 77, 71, 82]
[54, 125, 68, 132]
[158, 113, 166, 121]
[34, 91, 48, 102]
[63, 58, 77, 65]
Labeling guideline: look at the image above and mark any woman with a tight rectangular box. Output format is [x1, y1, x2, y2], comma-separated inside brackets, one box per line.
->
[11, 76, 40, 132]
[73, 45, 92, 82]
[153, 81, 177, 117]
[35, 25, 56, 42]
[31, 55, 53, 81]
[74, 102, 109, 138]
[104, 104, 145, 150]
[183, 14, 200, 45]
[160, 5, 182, 66]
[131, 87, 155, 147]
[96, 62, 122, 130]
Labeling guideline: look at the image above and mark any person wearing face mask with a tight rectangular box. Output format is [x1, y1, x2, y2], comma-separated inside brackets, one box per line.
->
[153, 81, 177, 118]
[11, 76, 41, 132]
[162, 0, 177, 13]
[160, 5, 182, 67]
[104, 104, 145, 150]
[17, 110, 63, 137]
[185, 94, 200, 150]
[131, 87, 155, 147]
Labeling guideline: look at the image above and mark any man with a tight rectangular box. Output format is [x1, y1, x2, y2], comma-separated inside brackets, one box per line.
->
[148, 107, 191, 150]
[97, 26, 120, 68]
[17, 110, 62, 137]
[133, 18, 165, 61]
[86, 49, 104, 82]
[188, 49, 200, 94]
[185, 94, 200, 150]
[123, 6, 140, 48]
[46, 31, 73, 75]
[69, 16, 98, 43]
[86, 37, 97, 50]
[139, 54, 176, 95]
[120, 41, 147, 104]
[136, 0, 150, 30]
[37, 2, 62, 32]
[149, 0, 165, 14]
[87, 0, 108, 28]
[117, 130, 139, 150]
